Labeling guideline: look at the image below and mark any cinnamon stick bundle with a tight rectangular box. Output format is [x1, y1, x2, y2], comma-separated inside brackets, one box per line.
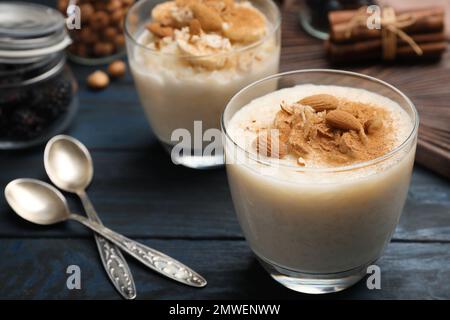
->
[329, 7, 445, 43]
[326, 6, 448, 63]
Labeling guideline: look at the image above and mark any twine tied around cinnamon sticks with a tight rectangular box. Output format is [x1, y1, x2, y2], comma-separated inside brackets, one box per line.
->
[344, 6, 424, 60]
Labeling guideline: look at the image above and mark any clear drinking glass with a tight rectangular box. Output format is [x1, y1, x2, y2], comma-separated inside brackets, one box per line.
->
[125, 0, 281, 169]
[222, 70, 418, 294]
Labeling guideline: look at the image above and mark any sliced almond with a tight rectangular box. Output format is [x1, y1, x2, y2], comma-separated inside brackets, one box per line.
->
[255, 131, 288, 158]
[203, 0, 234, 13]
[190, 2, 223, 32]
[151, 1, 177, 26]
[146, 22, 174, 38]
[339, 132, 353, 154]
[280, 101, 293, 115]
[177, 38, 227, 69]
[299, 94, 339, 112]
[364, 117, 384, 134]
[325, 110, 362, 131]
[222, 6, 266, 43]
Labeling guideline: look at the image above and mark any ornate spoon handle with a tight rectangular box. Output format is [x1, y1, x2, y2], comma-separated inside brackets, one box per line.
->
[69, 213, 207, 288]
[78, 191, 136, 300]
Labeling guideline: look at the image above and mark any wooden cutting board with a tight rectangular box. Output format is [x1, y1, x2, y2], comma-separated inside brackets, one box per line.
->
[280, 0, 450, 178]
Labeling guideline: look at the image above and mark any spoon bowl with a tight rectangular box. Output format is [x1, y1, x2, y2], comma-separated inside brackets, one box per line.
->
[5, 178, 70, 225]
[44, 135, 93, 193]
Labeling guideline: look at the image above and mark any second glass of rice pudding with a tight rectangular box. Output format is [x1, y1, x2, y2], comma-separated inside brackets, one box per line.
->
[222, 70, 419, 294]
[125, 0, 281, 168]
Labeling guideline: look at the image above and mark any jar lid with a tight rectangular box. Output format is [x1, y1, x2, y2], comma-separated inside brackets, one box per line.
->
[0, 2, 71, 63]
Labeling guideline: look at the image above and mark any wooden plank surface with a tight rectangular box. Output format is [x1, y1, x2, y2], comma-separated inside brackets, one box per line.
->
[1, 239, 450, 300]
[0, 152, 449, 241]
[0, 0, 449, 299]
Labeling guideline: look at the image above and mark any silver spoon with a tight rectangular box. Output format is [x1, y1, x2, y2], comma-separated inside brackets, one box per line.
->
[5, 178, 207, 288]
[44, 135, 136, 300]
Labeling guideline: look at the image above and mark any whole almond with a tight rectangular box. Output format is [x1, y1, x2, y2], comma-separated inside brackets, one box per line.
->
[364, 117, 384, 134]
[255, 131, 288, 158]
[190, 2, 223, 32]
[326, 110, 362, 131]
[147, 22, 174, 38]
[299, 94, 339, 112]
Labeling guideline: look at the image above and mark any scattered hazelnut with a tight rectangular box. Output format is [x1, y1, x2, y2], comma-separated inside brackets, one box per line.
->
[108, 60, 127, 78]
[87, 71, 110, 90]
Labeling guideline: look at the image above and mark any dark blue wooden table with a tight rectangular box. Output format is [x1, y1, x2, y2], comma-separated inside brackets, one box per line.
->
[1, 0, 449, 299]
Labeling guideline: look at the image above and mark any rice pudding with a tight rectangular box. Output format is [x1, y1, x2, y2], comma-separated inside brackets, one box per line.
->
[223, 73, 418, 293]
[125, 0, 281, 167]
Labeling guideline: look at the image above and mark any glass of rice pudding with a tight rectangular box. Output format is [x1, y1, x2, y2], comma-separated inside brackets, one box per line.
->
[125, 0, 281, 168]
[222, 70, 418, 294]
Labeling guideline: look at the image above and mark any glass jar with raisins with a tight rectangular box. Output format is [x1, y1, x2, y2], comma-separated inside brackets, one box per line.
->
[59, 0, 135, 65]
[0, 2, 78, 149]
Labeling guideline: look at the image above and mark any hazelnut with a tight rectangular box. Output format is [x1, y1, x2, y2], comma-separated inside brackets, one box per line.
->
[111, 9, 124, 24]
[90, 11, 110, 30]
[114, 34, 125, 48]
[121, 0, 135, 7]
[104, 27, 118, 41]
[79, 3, 95, 22]
[87, 71, 110, 90]
[94, 42, 115, 56]
[79, 28, 98, 44]
[76, 44, 89, 57]
[94, 2, 107, 11]
[106, 0, 122, 12]
[57, 0, 69, 14]
[108, 60, 127, 78]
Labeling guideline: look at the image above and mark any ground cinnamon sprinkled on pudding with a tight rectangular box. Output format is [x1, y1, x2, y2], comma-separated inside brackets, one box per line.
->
[253, 94, 396, 167]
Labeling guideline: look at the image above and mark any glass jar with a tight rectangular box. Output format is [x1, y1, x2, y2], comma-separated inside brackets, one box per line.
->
[0, 54, 78, 149]
[59, 0, 136, 65]
[125, 0, 281, 169]
[298, 0, 375, 40]
[222, 70, 418, 293]
[0, 2, 77, 149]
